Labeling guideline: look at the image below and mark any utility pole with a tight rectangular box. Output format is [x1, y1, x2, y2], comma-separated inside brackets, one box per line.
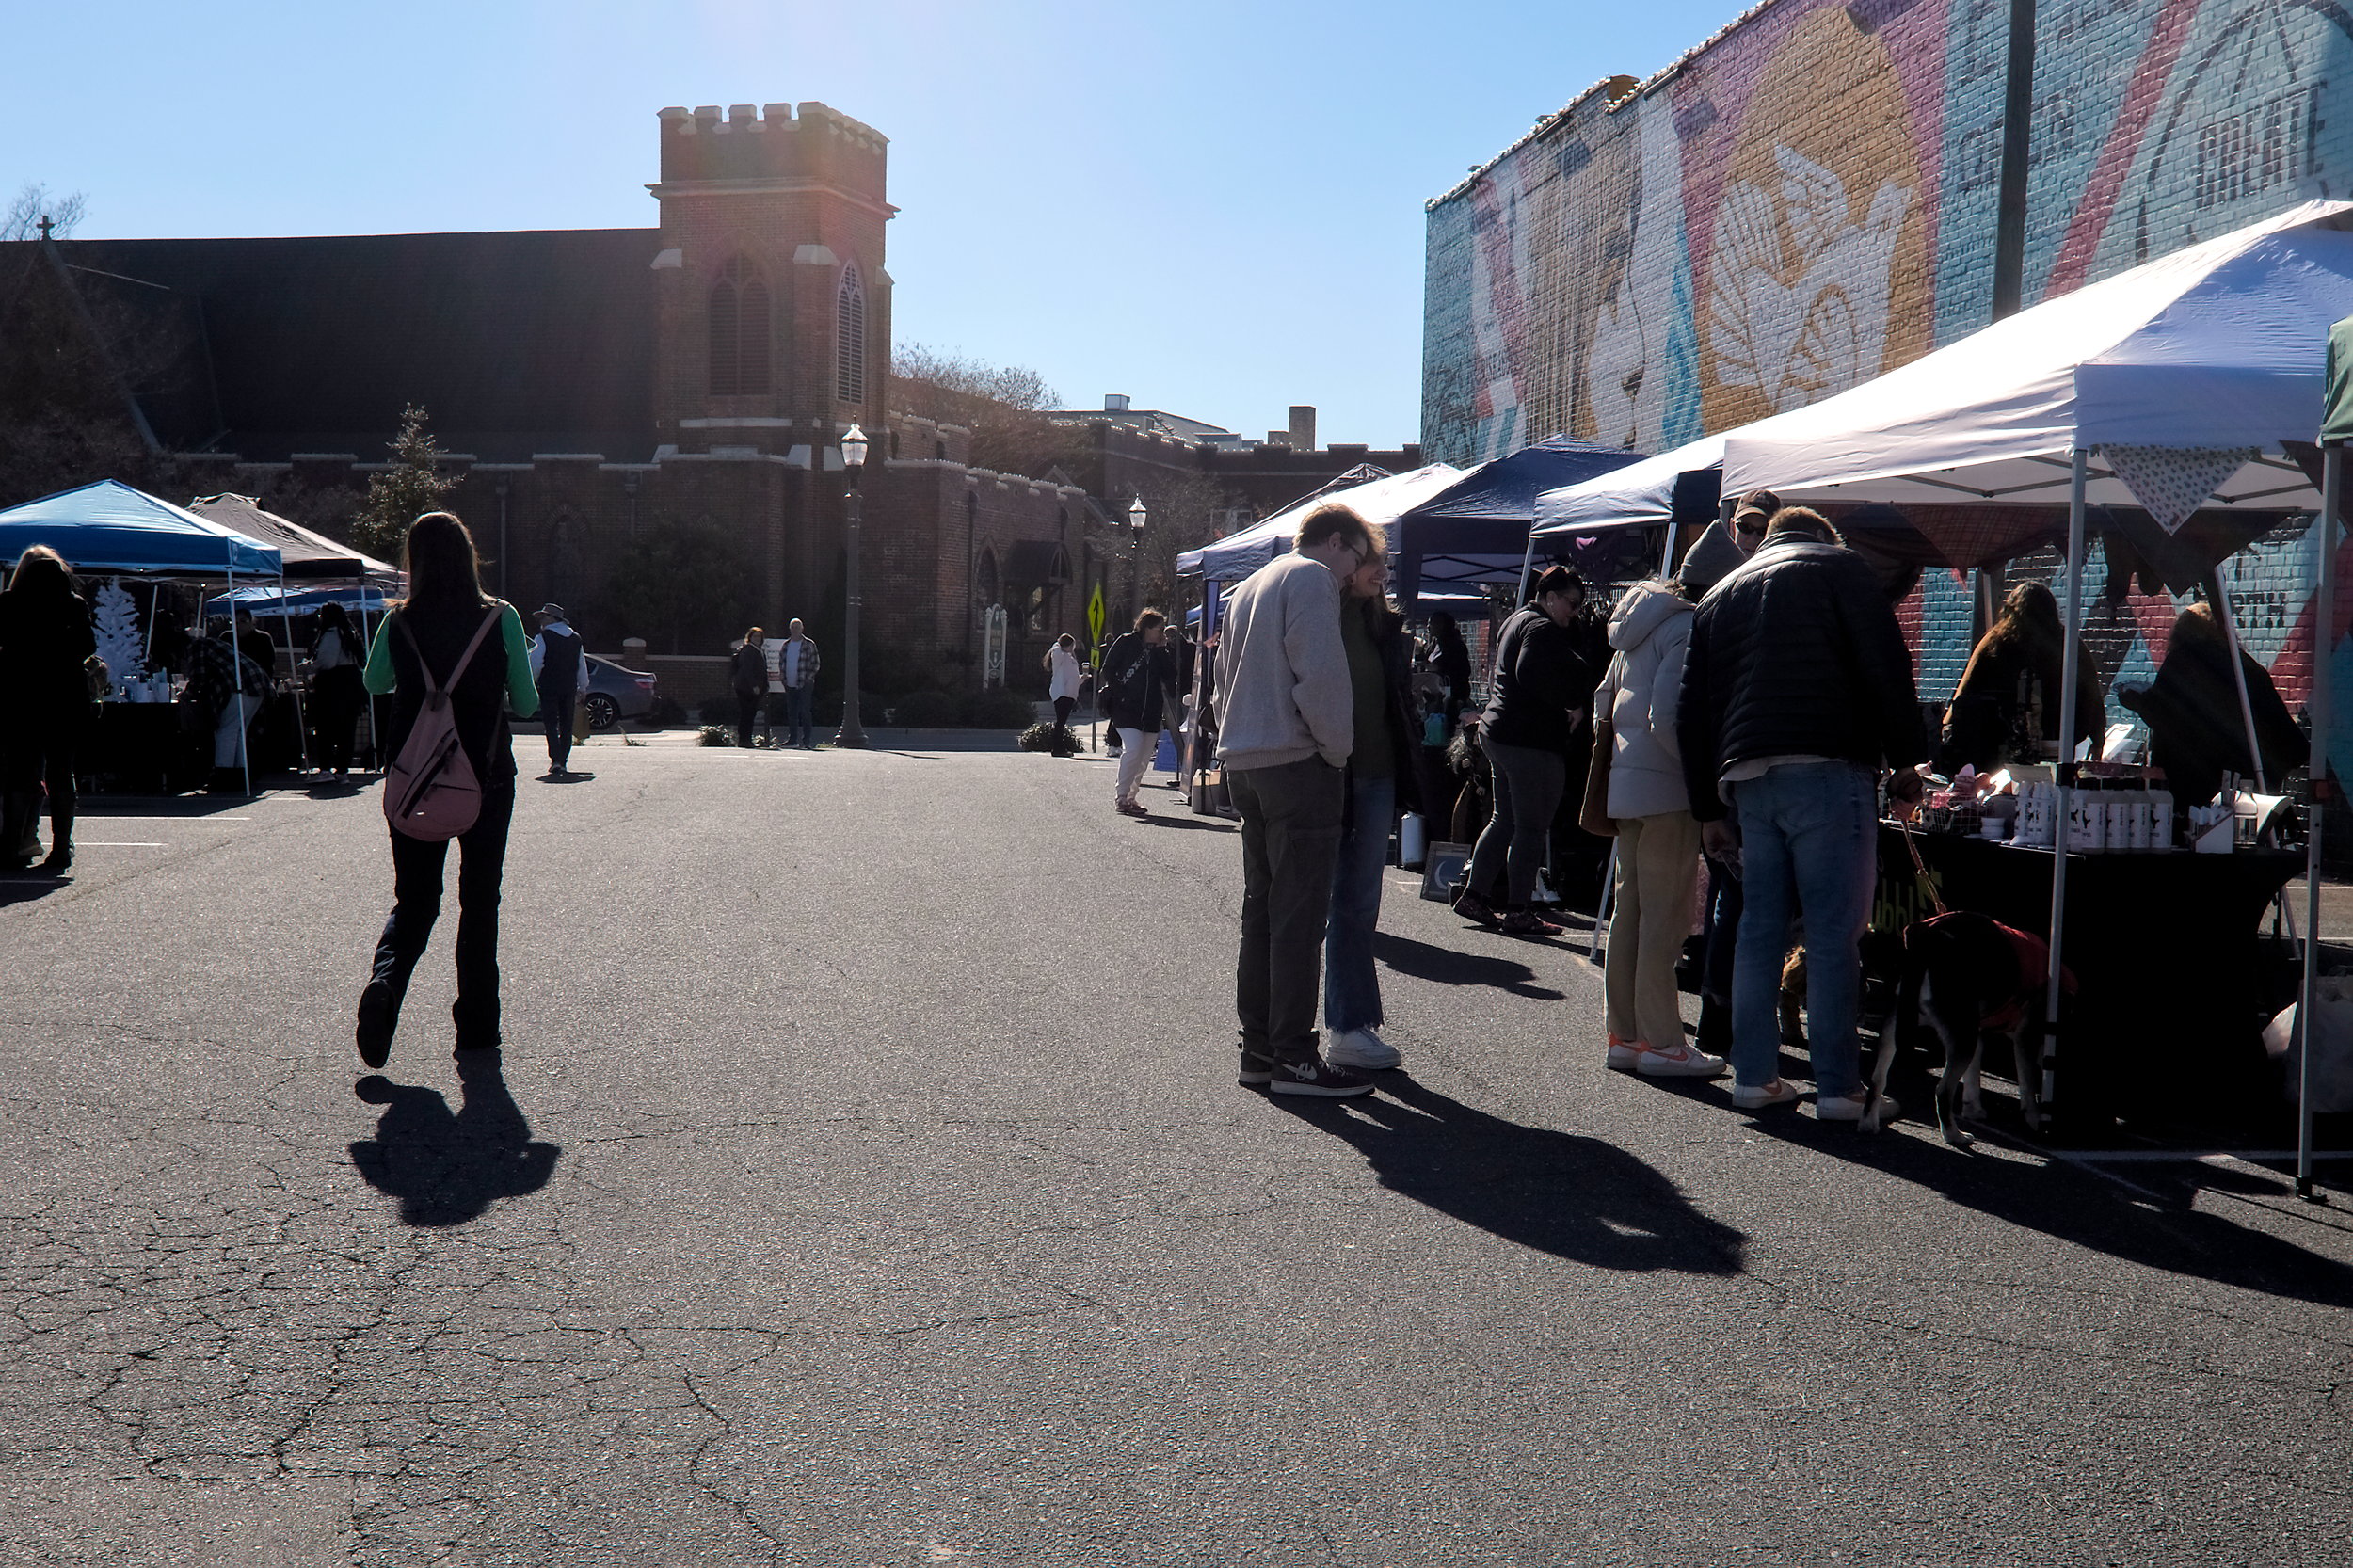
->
[1991, 0, 2038, 320]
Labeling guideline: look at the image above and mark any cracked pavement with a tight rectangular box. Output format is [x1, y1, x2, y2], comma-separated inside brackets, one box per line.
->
[3, 735, 2349, 1564]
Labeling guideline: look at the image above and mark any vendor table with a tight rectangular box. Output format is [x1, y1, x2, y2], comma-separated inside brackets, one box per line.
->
[1871, 825, 2300, 1131]
[84, 704, 209, 794]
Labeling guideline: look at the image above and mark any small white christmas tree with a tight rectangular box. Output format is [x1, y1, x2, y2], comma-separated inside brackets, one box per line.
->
[91, 579, 145, 694]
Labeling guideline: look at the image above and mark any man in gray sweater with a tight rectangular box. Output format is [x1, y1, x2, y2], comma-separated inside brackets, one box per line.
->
[1211, 504, 1381, 1098]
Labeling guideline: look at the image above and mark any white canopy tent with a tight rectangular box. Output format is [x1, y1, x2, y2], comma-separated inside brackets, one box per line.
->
[1176, 463, 1462, 583]
[1709, 200, 2353, 1190]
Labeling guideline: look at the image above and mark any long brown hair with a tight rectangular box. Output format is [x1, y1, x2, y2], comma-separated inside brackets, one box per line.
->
[1983, 580, 2063, 658]
[6, 544, 72, 598]
[397, 512, 488, 614]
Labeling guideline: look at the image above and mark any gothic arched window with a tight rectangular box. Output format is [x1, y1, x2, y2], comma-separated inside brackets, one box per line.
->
[709, 256, 771, 396]
[836, 264, 867, 405]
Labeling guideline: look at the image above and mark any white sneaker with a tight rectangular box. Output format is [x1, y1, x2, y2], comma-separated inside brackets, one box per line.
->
[1606, 1034, 1643, 1072]
[1325, 1027, 1401, 1070]
[1815, 1090, 1890, 1123]
[1635, 1040, 1728, 1080]
[1731, 1078, 1801, 1110]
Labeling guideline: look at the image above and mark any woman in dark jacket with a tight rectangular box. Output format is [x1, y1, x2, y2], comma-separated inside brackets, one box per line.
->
[1457, 566, 1594, 936]
[1322, 551, 1427, 1070]
[0, 545, 97, 872]
[355, 511, 539, 1068]
[1937, 580, 2104, 774]
[2120, 600, 2308, 811]
[728, 625, 768, 747]
[1099, 608, 1178, 817]
[308, 601, 368, 780]
[1425, 611, 1472, 732]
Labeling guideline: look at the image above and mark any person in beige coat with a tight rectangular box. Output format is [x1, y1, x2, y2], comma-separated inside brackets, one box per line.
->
[1594, 578, 1724, 1080]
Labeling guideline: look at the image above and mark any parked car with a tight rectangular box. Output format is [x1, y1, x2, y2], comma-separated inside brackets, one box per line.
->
[584, 656, 657, 730]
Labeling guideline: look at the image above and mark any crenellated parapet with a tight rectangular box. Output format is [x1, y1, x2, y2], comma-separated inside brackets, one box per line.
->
[655, 101, 888, 205]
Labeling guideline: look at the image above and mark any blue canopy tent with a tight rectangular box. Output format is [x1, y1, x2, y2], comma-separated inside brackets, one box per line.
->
[1391, 436, 1647, 612]
[0, 480, 287, 792]
[204, 584, 392, 618]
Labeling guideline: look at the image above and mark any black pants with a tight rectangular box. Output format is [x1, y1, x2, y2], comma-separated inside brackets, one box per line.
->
[735, 691, 761, 747]
[538, 688, 575, 772]
[3, 709, 80, 856]
[1053, 696, 1076, 729]
[369, 785, 515, 1050]
[1228, 757, 1345, 1063]
[313, 665, 364, 773]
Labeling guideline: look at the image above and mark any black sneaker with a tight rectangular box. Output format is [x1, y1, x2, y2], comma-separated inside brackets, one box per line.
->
[356, 983, 396, 1069]
[1238, 1049, 1273, 1087]
[1268, 1054, 1377, 1098]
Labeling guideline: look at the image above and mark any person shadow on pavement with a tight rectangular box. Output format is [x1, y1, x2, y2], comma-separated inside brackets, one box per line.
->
[1273, 1074, 1746, 1274]
[349, 1051, 561, 1226]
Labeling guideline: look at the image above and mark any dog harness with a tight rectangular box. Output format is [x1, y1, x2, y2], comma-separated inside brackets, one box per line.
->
[1915, 911, 2076, 1031]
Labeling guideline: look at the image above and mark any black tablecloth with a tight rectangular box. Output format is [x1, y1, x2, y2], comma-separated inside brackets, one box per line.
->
[85, 704, 208, 793]
[1873, 825, 2300, 1128]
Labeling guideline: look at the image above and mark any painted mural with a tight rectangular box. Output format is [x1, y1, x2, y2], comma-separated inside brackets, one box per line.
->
[1423, 0, 2353, 777]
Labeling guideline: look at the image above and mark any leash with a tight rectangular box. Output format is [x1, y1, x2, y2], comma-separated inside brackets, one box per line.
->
[1895, 814, 1949, 918]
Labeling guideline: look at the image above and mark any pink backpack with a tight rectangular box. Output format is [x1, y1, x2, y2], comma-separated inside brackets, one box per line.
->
[384, 607, 503, 841]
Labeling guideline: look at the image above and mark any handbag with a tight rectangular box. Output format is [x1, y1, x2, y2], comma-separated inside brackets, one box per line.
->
[1578, 713, 1617, 839]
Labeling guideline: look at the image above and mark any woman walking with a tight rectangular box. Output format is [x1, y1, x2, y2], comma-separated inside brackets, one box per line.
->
[354, 511, 538, 1068]
[1455, 566, 1595, 936]
[1100, 609, 1177, 817]
[0, 546, 97, 873]
[1045, 632, 1084, 743]
[1593, 577, 1724, 1079]
[729, 626, 767, 747]
[309, 601, 366, 779]
[1322, 548, 1422, 1071]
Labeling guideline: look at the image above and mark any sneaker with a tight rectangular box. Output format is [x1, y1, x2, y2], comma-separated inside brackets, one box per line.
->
[1815, 1090, 1892, 1123]
[1606, 1034, 1644, 1072]
[1238, 1049, 1273, 1087]
[356, 983, 396, 1070]
[1635, 1040, 1729, 1080]
[1498, 908, 1564, 937]
[1325, 1027, 1401, 1070]
[1730, 1078, 1801, 1110]
[1268, 1054, 1377, 1098]
[1452, 889, 1502, 928]
[1116, 800, 1148, 817]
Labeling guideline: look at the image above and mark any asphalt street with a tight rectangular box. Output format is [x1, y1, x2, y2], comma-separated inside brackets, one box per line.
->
[3, 730, 2349, 1566]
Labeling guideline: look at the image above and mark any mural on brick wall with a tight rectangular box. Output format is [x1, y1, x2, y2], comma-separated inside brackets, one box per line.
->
[1426, 0, 2353, 772]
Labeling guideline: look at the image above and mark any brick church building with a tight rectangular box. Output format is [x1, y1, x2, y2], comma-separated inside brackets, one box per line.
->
[22, 101, 1097, 696]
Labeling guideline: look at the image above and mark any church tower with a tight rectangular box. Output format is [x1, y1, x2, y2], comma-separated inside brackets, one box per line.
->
[649, 103, 893, 459]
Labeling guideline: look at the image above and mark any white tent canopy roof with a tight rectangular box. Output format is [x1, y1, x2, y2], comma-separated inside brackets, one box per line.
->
[1178, 463, 1460, 581]
[1722, 200, 2353, 511]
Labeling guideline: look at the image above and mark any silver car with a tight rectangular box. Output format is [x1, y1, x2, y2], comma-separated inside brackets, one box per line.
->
[584, 655, 658, 730]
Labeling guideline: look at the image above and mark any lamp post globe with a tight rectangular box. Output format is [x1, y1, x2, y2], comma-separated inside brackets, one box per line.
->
[1126, 494, 1148, 624]
[834, 423, 871, 748]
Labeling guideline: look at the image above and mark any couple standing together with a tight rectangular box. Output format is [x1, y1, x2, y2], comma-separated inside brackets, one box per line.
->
[1210, 504, 1420, 1098]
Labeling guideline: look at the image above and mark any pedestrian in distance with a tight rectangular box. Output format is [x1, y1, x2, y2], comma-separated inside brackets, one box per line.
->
[1455, 565, 1597, 937]
[0, 545, 97, 873]
[1211, 502, 1378, 1098]
[1592, 576, 1724, 1080]
[777, 617, 821, 748]
[527, 603, 589, 779]
[234, 608, 279, 689]
[308, 601, 367, 781]
[729, 625, 767, 748]
[1321, 547, 1425, 1072]
[1424, 610, 1472, 734]
[1045, 632, 1084, 747]
[1101, 608, 1178, 817]
[355, 510, 539, 1069]
[1676, 504, 1929, 1121]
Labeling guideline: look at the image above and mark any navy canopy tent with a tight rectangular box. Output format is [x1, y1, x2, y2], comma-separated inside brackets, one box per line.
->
[0, 480, 282, 576]
[1392, 436, 1645, 610]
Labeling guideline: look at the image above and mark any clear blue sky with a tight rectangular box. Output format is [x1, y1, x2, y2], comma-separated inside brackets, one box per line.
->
[4, 0, 1730, 449]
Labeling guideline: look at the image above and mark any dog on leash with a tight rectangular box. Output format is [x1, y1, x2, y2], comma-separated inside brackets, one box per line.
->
[1862, 911, 2072, 1145]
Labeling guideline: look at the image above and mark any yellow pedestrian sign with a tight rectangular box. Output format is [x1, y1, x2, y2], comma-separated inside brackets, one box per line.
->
[1086, 582, 1105, 655]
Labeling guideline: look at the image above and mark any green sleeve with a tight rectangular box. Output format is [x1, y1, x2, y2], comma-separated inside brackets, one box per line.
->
[502, 603, 539, 717]
[362, 615, 397, 696]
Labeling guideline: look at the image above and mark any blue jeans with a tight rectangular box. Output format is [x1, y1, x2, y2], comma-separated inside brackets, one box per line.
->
[1324, 773, 1395, 1032]
[786, 686, 814, 746]
[1727, 761, 1878, 1096]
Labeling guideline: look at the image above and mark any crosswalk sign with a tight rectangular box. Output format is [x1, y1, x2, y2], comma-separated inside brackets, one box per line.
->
[1086, 582, 1105, 654]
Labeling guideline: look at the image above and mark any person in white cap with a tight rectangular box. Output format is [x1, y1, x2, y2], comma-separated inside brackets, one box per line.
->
[527, 604, 589, 778]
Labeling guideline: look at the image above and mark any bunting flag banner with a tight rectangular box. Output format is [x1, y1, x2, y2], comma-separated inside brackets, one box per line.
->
[2099, 445, 2259, 536]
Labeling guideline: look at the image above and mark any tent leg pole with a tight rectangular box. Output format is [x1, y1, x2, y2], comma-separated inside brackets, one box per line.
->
[2042, 449, 2089, 1128]
[277, 568, 311, 775]
[2301, 447, 2339, 1202]
[2212, 573, 2268, 794]
[1592, 840, 1616, 973]
[1513, 532, 1537, 606]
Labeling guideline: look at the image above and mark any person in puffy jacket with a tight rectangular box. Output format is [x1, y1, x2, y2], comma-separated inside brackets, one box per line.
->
[1677, 506, 1927, 1121]
[1594, 578, 1723, 1080]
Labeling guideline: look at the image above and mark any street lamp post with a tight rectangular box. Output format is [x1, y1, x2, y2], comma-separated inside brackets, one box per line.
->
[1127, 493, 1148, 622]
[833, 423, 870, 748]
